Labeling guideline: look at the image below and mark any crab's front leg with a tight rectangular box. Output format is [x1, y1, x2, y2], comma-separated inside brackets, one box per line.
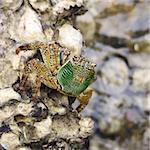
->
[19, 58, 60, 101]
[76, 87, 93, 112]
[16, 41, 41, 54]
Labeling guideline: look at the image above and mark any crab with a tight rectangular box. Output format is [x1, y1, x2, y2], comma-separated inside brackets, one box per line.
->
[16, 41, 96, 112]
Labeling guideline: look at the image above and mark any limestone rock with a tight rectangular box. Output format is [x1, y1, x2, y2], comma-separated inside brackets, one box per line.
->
[58, 24, 83, 55]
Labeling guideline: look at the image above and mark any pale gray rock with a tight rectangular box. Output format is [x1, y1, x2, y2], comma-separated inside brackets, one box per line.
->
[17, 6, 45, 43]
[0, 0, 149, 150]
[132, 68, 150, 92]
[0, 59, 18, 89]
[0, 88, 21, 106]
[0, 0, 93, 149]
[99, 56, 129, 95]
[52, 0, 84, 17]
[58, 23, 83, 55]
[128, 53, 150, 69]
[0, 0, 23, 10]
[29, 0, 51, 12]
[0, 132, 21, 150]
[99, 3, 149, 39]
[76, 12, 96, 43]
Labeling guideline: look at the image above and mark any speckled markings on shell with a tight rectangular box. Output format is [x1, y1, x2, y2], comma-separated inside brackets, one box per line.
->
[57, 59, 95, 96]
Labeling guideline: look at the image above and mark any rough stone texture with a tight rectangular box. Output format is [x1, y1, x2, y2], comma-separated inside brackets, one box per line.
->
[0, 59, 18, 89]
[17, 6, 46, 43]
[0, 0, 93, 150]
[76, 0, 149, 150]
[0, 132, 21, 150]
[0, 0, 149, 150]
[76, 11, 96, 43]
[0, 88, 21, 106]
[58, 23, 83, 56]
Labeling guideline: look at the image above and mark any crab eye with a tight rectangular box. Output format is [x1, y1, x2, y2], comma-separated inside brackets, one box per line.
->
[91, 63, 96, 68]
[73, 55, 79, 61]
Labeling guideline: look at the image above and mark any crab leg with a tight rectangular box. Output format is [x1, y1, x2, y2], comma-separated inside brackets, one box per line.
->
[19, 58, 61, 101]
[32, 75, 41, 101]
[76, 87, 93, 112]
[16, 42, 41, 54]
[18, 61, 32, 99]
[16, 42, 61, 74]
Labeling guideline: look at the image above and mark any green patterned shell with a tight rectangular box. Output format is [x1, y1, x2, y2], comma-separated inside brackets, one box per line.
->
[57, 60, 95, 96]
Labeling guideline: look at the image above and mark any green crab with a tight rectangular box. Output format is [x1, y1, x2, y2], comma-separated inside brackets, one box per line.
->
[16, 41, 96, 112]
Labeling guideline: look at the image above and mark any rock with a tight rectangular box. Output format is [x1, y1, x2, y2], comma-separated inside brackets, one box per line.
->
[132, 68, 150, 92]
[129, 93, 150, 112]
[0, 0, 23, 11]
[0, 88, 21, 106]
[86, 0, 109, 17]
[99, 3, 149, 39]
[16, 147, 31, 150]
[52, 0, 84, 17]
[98, 56, 129, 95]
[85, 89, 148, 139]
[58, 24, 83, 55]
[17, 7, 45, 43]
[0, 0, 92, 150]
[43, 97, 67, 115]
[76, 12, 96, 43]
[29, 0, 51, 12]
[6, 53, 21, 70]
[16, 102, 34, 116]
[50, 112, 94, 140]
[129, 39, 150, 53]
[0, 0, 149, 149]
[125, 106, 146, 124]
[0, 59, 18, 89]
[34, 116, 52, 139]
[0, 132, 21, 149]
[79, 117, 94, 137]
[88, 94, 148, 140]
[0, 101, 18, 123]
[128, 53, 150, 69]
[83, 1, 150, 150]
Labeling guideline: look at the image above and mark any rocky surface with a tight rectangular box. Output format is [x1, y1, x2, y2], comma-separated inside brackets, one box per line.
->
[76, 0, 149, 150]
[0, 0, 93, 150]
[0, 0, 149, 150]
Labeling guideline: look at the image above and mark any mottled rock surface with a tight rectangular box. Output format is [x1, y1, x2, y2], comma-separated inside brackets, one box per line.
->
[77, 0, 149, 150]
[0, 0, 149, 150]
[0, 0, 93, 150]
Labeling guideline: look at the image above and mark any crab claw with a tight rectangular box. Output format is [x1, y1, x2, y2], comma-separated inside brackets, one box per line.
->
[16, 47, 21, 55]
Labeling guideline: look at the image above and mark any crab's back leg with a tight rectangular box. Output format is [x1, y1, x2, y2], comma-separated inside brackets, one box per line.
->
[76, 87, 93, 112]
[16, 42, 62, 74]
[18, 61, 32, 99]
[16, 42, 51, 68]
